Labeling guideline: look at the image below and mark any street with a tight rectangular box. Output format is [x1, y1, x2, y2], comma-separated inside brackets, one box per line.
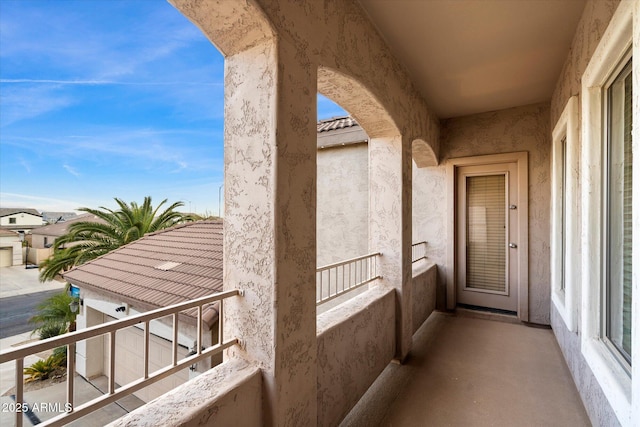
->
[0, 266, 67, 340]
[0, 290, 62, 339]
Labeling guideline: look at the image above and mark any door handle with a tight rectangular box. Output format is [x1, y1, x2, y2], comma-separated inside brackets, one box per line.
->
[509, 243, 517, 249]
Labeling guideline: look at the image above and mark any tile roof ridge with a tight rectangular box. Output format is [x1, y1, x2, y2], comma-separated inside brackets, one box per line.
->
[317, 115, 351, 124]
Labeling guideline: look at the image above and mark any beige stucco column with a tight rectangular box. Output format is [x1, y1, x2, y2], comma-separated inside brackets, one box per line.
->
[369, 135, 413, 360]
[222, 38, 318, 426]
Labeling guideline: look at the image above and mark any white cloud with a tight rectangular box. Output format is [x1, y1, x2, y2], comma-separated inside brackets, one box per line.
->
[0, 84, 74, 126]
[0, 192, 94, 212]
[63, 164, 81, 177]
[19, 158, 31, 173]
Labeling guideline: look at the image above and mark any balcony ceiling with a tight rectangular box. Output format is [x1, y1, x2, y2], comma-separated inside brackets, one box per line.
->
[359, 0, 587, 119]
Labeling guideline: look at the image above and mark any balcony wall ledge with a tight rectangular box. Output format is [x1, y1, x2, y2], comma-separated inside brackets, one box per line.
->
[108, 358, 261, 427]
[412, 261, 437, 334]
[316, 285, 395, 427]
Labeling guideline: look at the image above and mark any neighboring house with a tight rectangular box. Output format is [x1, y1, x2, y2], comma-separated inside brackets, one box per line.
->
[0, 228, 23, 267]
[41, 211, 78, 224]
[29, 213, 104, 265]
[316, 116, 368, 266]
[0, 208, 43, 236]
[63, 220, 223, 402]
[31, 213, 103, 249]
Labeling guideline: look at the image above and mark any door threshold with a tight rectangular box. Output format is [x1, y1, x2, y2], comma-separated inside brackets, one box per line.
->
[455, 304, 520, 324]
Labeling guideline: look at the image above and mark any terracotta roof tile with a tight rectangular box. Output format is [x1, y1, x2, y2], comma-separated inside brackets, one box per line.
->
[63, 220, 224, 318]
[317, 116, 359, 133]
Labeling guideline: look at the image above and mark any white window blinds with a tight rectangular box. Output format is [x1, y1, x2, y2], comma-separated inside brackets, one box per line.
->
[466, 174, 506, 292]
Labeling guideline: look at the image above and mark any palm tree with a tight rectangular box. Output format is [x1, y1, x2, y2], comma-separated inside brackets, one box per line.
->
[39, 197, 192, 282]
[29, 292, 77, 338]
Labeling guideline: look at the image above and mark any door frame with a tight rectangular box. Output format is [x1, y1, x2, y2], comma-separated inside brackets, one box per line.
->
[446, 151, 529, 321]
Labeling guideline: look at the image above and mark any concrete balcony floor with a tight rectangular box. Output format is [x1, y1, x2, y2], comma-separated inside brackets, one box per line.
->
[342, 311, 590, 427]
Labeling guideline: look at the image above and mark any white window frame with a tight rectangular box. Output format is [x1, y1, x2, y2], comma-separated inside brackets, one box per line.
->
[551, 96, 579, 332]
[580, 1, 636, 424]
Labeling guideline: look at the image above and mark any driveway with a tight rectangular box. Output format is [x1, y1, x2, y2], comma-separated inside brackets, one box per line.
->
[0, 266, 65, 299]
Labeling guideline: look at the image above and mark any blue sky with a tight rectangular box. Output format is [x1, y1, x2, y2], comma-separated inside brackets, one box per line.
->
[0, 0, 346, 215]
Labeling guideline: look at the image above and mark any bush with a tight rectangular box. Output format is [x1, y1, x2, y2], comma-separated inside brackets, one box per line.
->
[38, 323, 66, 340]
[23, 350, 67, 383]
[51, 346, 67, 366]
[24, 358, 57, 382]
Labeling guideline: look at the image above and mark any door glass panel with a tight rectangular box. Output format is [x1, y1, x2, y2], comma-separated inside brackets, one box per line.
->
[466, 174, 506, 292]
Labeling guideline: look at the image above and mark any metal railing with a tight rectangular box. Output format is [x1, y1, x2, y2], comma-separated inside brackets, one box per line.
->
[411, 241, 428, 263]
[316, 252, 381, 305]
[0, 289, 242, 427]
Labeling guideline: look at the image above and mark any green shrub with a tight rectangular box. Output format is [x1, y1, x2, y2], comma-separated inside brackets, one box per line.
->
[37, 323, 66, 340]
[24, 358, 57, 383]
[51, 346, 67, 366]
[23, 350, 67, 383]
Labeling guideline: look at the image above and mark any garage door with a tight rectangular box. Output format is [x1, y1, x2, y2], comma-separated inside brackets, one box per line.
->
[105, 317, 189, 402]
[0, 247, 13, 268]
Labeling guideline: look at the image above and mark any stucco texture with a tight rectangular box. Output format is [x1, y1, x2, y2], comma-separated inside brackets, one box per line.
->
[413, 102, 551, 324]
[169, 1, 438, 423]
[316, 286, 395, 427]
[551, 306, 620, 427]
[109, 359, 262, 427]
[547, 0, 622, 424]
[316, 143, 368, 266]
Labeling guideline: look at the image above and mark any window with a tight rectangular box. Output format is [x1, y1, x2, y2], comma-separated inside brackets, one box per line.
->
[9, 218, 16, 224]
[551, 96, 578, 332]
[604, 56, 632, 366]
[560, 135, 567, 293]
[580, 2, 634, 422]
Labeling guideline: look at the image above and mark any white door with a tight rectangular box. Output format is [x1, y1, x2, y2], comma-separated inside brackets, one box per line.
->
[456, 162, 519, 312]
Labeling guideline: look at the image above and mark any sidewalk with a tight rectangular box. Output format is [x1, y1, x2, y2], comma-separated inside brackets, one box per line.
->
[0, 332, 43, 396]
[0, 266, 66, 298]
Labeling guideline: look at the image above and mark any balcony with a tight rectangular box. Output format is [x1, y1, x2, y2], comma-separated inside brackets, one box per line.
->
[0, 258, 588, 426]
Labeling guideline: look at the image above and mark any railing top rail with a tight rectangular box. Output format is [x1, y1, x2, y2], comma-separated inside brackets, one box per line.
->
[0, 289, 241, 363]
[316, 252, 381, 271]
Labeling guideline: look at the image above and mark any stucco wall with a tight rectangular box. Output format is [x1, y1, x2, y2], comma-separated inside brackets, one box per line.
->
[317, 143, 368, 266]
[0, 213, 43, 227]
[547, 0, 622, 424]
[550, 306, 620, 427]
[412, 261, 437, 334]
[109, 359, 262, 427]
[316, 286, 395, 427]
[25, 247, 52, 265]
[413, 102, 551, 324]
